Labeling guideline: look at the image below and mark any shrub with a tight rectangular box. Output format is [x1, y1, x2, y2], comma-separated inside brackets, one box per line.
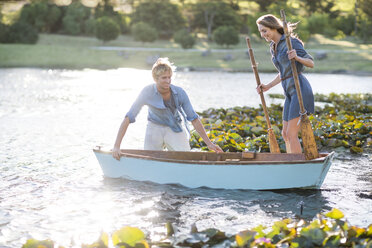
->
[84, 18, 96, 36]
[19, 2, 62, 33]
[62, 15, 80, 35]
[191, 1, 242, 40]
[62, 2, 92, 35]
[95, 16, 120, 43]
[173, 29, 195, 49]
[358, 17, 372, 43]
[131, 22, 158, 43]
[334, 14, 355, 36]
[213, 26, 239, 47]
[94, 0, 129, 34]
[306, 12, 331, 34]
[7, 22, 38, 44]
[0, 23, 10, 43]
[131, 0, 185, 39]
[115, 14, 130, 34]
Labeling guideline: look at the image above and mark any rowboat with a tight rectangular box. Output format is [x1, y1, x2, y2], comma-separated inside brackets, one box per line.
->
[93, 147, 334, 190]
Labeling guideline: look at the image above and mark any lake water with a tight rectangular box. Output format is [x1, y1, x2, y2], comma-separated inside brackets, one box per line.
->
[0, 68, 371, 247]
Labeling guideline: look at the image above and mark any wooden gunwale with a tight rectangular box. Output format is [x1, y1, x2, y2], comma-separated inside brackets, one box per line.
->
[93, 149, 329, 165]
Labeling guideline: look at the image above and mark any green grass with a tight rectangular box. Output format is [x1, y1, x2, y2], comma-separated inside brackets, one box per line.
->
[0, 33, 371, 73]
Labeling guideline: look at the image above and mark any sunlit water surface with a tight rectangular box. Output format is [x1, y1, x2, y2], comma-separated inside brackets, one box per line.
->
[0, 68, 371, 247]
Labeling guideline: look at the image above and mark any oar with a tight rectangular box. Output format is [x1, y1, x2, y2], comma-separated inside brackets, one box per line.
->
[280, 9, 319, 160]
[246, 37, 280, 154]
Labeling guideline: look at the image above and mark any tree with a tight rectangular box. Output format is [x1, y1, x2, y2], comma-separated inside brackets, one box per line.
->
[94, 0, 129, 34]
[212, 26, 239, 47]
[357, 0, 372, 42]
[7, 22, 39, 44]
[173, 29, 195, 49]
[0, 23, 10, 43]
[191, 1, 241, 41]
[359, 0, 372, 17]
[131, 22, 158, 43]
[95, 16, 120, 43]
[18, 1, 62, 33]
[131, 0, 185, 39]
[62, 2, 92, 35]
[299, 0, 339, 18]
[252, 0, 276, 12]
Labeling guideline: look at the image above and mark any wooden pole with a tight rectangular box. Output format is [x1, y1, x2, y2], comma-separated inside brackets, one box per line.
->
[280, 9, 319, 160]
[246, 37, 280, 154]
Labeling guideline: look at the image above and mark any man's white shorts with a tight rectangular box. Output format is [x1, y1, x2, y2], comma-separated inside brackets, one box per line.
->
[144, 121, 190, 151]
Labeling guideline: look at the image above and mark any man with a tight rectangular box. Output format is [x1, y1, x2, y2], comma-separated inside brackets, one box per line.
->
[112, 57, 222, 160]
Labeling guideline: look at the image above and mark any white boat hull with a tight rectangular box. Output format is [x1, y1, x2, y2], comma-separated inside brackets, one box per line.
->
[93, 149, 334, 190]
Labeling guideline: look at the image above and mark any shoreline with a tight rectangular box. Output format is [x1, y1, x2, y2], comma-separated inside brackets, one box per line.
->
[1, 65, 372, 76]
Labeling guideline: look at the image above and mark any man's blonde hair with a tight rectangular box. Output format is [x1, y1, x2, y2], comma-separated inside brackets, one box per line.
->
[152, 57, 175, 80]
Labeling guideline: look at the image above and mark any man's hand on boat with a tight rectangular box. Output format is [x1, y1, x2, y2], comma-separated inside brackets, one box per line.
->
[112, 146, 121, 160]
[206, 142, 224, 153]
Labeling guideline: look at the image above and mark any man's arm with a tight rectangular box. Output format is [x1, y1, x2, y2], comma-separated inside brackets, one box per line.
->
[112, 116, 130, 160]
[191, 118, 223, 153]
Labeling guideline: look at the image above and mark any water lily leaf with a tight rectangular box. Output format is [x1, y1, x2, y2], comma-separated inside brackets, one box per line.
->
[229, 132, 243, 142]
[354, 121, 363, 129]
[166, 222, 175, 237]
[22, 239, 54, 248]
[325, 209, 344, 220]
[347, 226, 366, 238]
[327, 138, 343, 148]
[350, 146, 363, 154]
[367, 224, 372, 236]
[251, 126, 264, 135]
[323, 235, 341, 248]
[82, 232, 109, 248]
[252, 225, 266, 238]
[236, 230, 256, 247]
[300, 228, 326, 246]
[341, 140, 349, 147]
[134, 240, 149, 248]
[112, 226, 146, 247]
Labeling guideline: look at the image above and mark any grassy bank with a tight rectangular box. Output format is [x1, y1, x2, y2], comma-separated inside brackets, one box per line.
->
[1, 33, 372, 73]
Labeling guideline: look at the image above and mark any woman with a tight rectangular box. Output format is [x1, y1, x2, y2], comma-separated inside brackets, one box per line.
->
[112, 57, 222, 160]
[256, 14, 314, 153]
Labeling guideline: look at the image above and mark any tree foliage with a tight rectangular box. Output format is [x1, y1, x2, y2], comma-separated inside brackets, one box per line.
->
[131, 0, 185, 39]
[95, 0, 129, 34]
[18, 1, 62, 33]
[173, 29, 195, 49]
[131, 22, 158, 43]
[5, 0, 372, 43]
[360, 0, 372, 18]
[299, 0, 339, 17]
[95, 16, 120, 43]
[62, 2, 92, 35]
[212, 26, 239, 47]
[190, 1, 241, 41]
[6, 21, 39, 44]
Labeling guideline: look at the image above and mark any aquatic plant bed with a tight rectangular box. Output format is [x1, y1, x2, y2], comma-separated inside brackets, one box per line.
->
[190, 93, 371, 154]
[22, 209, 372, 247]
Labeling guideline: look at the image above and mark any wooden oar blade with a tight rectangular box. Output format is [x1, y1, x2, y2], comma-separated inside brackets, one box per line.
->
[300, 115, 319, 160]
[268, 129, 281, 153]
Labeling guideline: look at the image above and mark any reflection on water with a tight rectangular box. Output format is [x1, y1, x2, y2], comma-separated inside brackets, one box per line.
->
[0, 68, 371, 247]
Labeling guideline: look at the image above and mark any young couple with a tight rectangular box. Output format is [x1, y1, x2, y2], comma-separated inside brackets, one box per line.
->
[113, 14, 315, 160]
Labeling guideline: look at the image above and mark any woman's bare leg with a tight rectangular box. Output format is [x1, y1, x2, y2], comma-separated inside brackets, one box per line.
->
[286, 117, 302, 153]
[282, 121, 291, 153]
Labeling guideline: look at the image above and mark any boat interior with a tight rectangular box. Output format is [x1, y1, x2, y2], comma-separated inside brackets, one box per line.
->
[94, 147, 329, 164]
